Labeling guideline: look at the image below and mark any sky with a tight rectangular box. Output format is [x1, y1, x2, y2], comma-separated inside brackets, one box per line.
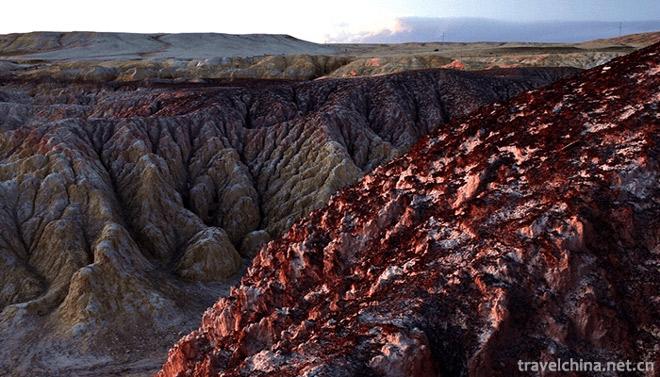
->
[2, 0, 659, 43]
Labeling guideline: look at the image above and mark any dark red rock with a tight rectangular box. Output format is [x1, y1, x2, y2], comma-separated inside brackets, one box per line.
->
[158, 43, 660, 376]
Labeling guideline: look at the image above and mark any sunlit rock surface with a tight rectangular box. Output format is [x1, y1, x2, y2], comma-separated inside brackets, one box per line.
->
[159, 43, 659, 377]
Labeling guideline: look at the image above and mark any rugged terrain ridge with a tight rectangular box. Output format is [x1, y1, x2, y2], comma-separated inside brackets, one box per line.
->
[158, 43, 659, 377]
[0, 66, 576, 376]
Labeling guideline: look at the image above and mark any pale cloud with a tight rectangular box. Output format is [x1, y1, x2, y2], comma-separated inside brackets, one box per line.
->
[324, 17, 660, 43]
[323, 18, 405, 43]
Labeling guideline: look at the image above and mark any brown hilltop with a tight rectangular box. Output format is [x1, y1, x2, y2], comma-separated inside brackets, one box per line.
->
[158, 43, 659, 377]
[0, 66, 575, 376]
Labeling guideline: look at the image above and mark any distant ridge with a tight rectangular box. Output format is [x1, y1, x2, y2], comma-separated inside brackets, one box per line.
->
[0, 32, 338, 60]
[0, 31, 657, 81]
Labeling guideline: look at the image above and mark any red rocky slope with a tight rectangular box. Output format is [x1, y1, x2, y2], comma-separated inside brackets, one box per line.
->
[0, 67, 575, 376]
[159, 44, 659, 376]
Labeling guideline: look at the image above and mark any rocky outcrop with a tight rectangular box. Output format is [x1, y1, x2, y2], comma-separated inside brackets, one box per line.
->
[159, 43, 659, 376]
[0, 66, 575, 376]
[323, 55, 454, 77]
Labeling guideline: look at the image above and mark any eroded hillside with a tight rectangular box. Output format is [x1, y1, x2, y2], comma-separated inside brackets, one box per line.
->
[0, 66, 576, 376]
[159, 43, 659, 377]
